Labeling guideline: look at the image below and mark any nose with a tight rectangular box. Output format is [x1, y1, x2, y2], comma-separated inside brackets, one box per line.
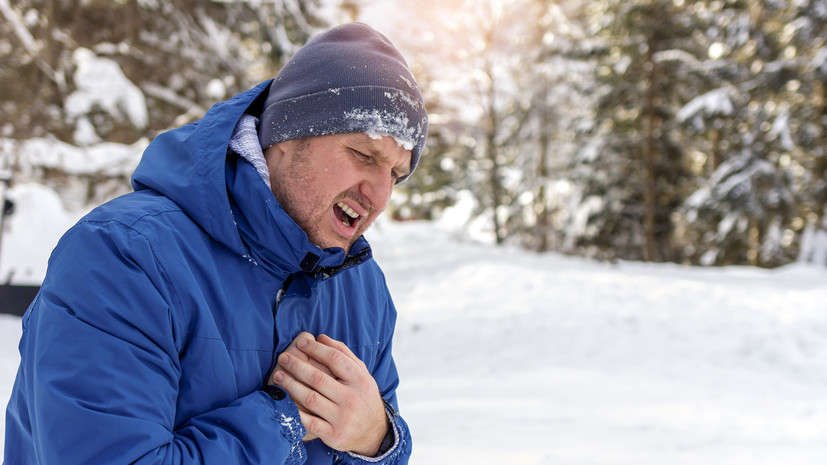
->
[360, 171, 393, 213]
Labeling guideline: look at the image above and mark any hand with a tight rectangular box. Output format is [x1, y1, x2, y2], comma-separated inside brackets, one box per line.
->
[268, 333, 328, 442]
[271, 332, 389, 456]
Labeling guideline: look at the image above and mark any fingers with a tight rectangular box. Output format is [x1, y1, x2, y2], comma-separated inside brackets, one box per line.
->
[290, 397, 320, 442]
[297, 408, 331, 442]
[274, 352, 337, 411]
[272, 333, 387, 453]
[268, 332, 331, 385]
[272, 334, 360, 428]
[316, 334, 365, 368]
[296, 334, 363, 382]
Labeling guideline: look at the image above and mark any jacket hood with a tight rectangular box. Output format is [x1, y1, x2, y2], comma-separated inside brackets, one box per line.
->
[131, 80, 366, 275]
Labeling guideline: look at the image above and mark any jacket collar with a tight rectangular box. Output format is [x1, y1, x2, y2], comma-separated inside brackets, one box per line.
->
[226, 152, 373, 278]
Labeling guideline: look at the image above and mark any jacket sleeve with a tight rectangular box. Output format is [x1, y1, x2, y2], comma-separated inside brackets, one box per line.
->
[17, 219, 306, 465]
[334, 286, 412, 465]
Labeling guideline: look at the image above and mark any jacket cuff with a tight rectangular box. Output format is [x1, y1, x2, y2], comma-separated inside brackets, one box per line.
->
[336, 402, 407, 465]
[259, 386, 307, 465]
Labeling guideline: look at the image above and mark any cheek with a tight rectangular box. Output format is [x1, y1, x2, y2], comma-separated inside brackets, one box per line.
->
[319, 164, 355, 189]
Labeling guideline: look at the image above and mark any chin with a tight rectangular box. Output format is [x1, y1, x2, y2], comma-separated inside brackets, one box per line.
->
[310, 235, 351, 252]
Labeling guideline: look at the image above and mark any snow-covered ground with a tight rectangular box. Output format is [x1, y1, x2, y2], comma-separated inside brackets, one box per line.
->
[376, 220, 827, 465]
[1, 215, 825, 463]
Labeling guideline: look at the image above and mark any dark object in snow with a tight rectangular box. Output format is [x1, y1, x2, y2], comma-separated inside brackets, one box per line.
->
[3, 198, 14, 216]
[0, 284, 38, 316]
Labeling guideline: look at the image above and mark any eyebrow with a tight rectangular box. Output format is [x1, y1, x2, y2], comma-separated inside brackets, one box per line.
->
[355, 135, 412, 177]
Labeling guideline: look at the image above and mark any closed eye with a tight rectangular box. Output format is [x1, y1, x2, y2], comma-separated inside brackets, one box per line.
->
[352, 149, 371, 161]
[351, 147, 405, 182]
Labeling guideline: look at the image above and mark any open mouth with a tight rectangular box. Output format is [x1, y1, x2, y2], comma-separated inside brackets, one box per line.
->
[335, 201, 360, 228]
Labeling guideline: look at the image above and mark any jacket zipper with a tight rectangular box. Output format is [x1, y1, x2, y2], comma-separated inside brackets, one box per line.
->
[265, 274, 295, 384]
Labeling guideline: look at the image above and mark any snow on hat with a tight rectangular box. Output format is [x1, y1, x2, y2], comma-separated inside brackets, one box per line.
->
[258, 22, 428, 183]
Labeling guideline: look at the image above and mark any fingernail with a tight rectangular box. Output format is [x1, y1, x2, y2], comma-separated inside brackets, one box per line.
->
[274, 370, 284, 383]
[279, 353, 290, 364]
[297, 338, 308, 349]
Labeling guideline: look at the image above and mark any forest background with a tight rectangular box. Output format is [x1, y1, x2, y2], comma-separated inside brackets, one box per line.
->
[2, 0, 827, 277]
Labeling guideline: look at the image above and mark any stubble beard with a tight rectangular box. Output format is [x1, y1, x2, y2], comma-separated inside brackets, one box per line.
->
[270, 141, 361, 253]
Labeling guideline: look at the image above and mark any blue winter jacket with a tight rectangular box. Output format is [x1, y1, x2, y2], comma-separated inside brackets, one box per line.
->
[3, 81, 412, 465]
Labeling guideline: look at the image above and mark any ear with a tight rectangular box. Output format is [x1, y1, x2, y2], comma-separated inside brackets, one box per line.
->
[267, 138, 308, 162]
[262, 143, 288, 191]
[263, 142, 284, 162]
[264, 140, 296, 172]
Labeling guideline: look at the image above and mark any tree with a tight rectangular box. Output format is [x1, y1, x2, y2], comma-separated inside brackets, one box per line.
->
[785, 0, 827, 265]
[0, 0, 333, 143]
[674, 0, 808, 267]
[375, 0, 536, 244]
[514, 0, 596, 253]
[0, 0, 339, 208]
[574, 0, 695, 262]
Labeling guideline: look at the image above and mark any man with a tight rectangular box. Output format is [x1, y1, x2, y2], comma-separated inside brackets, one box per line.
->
[4, 22, 427, 465]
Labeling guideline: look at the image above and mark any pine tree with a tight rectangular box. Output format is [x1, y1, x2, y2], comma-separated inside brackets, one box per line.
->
[785, 0, 827, 265]
[574, 0, 695, 262]
[674, 0, 803, 267]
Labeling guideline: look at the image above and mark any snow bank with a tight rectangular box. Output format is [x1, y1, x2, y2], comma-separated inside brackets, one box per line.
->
[0, 183, 87, 284]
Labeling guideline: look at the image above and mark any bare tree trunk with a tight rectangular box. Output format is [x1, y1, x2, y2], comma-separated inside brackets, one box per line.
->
[535, 106, 551, 252]
[482, 25, 505, 245]
[814, 79, 827, 230]
[747, 218, 760, 266]
[642, 32, 659, 262]
[536, 146, 549, 251]
[486, 101, 504, 245]
[708, 127, 721, 175]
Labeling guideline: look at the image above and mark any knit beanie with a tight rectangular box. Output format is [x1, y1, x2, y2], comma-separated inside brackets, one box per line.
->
[258, 22, 428, 183]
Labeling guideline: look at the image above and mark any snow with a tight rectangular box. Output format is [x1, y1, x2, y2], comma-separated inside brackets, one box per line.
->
[370, 221, 827, 464]
[1, 3, 824, 459]
[365, 129, 416, 152]
[65, 48, 149, 137]
[800, 222, 827, 266]
[206, 78, 227, 101]
[813, 46, 827, 75]
[0, 183, 86, 284]
[569, 194, 604, 241]
[346, 108, 418, 150]
[676, 88, 734, 127]
[769, 109, 794, 150]
[2, 137, 146, 177]
[1, 216, 826, 463]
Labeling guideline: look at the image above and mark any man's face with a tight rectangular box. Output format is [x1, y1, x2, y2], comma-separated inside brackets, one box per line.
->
[265, 132, 412, 252]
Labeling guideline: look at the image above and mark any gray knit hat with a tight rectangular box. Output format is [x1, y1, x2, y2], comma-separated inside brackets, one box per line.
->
[258, 22, 428, 183]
